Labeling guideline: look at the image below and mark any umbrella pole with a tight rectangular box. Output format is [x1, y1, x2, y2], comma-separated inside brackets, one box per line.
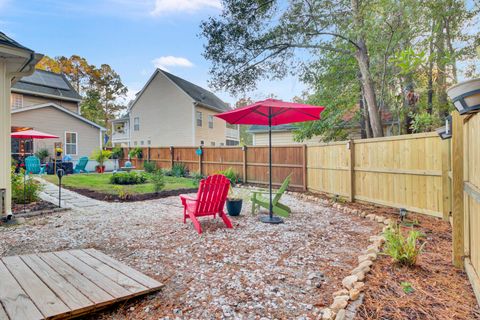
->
[260, 107, 283, 224]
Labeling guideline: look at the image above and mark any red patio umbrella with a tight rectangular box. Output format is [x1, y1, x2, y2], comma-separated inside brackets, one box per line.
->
[11, 129, 59, 140]
[216, 98, 325, 224]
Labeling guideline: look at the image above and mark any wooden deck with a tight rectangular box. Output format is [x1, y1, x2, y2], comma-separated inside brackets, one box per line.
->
[0, 249, 164, 320]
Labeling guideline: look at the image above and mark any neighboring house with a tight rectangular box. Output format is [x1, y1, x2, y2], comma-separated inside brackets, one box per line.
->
[248, 107, 395, 146]
[111, 69, 239, 147]
[10, 70, 106, 160]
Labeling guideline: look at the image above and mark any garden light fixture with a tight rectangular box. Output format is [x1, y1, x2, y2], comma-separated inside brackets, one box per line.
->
[447, 79, 480, 115]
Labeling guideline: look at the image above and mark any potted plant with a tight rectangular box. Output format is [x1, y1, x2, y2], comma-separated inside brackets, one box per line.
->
[220, 167, 243, 216]
[55, 147, 63, 158]
[91, 149, 112, 173]
[128, 147, 143, 159]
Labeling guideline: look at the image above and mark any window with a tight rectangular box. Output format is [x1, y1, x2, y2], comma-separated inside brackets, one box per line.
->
[226, 139, 239, 146]
[65, 132, 77, 155]
[147, 140, 151, 145]
[134, 117, 140, 131]
[200, 140, 204, 146]
[220, 142, 225, 146]
[140, 140, 144, 145]
[134, 141, 137, 146]
[196, 111, 202, 127]
[208, 115, 214, 129]
[210, 141, 215, 146]
[11, 94, 23, 109]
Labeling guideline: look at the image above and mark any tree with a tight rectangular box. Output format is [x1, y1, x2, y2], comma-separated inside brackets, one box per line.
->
[234, 97, 254, 145]
[201, 0, 386, 136]
[90, 64, 128, 131]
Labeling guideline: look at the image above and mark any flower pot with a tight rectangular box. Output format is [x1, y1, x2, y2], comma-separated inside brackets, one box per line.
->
[226, 199, 243, 216]
[56, 152, 62, 157]
[447, 78, 480, 114]
[96, 165, 105, 173]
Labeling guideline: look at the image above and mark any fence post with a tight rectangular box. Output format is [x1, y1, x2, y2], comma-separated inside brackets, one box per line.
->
[441, 139, 451, 221]
[170, 146, 174, 169]
[302, 144, 307, 191]
[198, 146, 203, 175]
[147, 147, 151, 162]
[348, 140, 355, 202]
[452, 111, 464, 268]
[242, 146, 247, 183]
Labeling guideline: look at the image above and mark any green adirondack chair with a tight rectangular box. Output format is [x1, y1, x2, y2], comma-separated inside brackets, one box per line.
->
[24, 156, 44, 175]
[251, 174, 292, 217]
[74, 156, 89, 173]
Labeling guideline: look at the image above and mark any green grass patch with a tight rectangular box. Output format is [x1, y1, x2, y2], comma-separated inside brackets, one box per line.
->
[43, 172, 196, 195]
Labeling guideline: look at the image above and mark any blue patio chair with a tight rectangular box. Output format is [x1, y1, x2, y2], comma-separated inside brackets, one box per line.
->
[74, 156, 89, 173]
[24, 155, 45, 175]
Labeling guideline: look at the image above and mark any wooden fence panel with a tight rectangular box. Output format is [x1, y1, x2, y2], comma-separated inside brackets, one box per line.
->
[202, 147, 243, 178]
[173, 147, 199, 173]
[307, 142, 351, 197]
[148, 147, 171, 169]
[353, 133, 446, 218]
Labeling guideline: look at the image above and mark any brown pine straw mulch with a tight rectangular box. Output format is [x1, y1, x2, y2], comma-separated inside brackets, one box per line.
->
[335, 201, 480, 320]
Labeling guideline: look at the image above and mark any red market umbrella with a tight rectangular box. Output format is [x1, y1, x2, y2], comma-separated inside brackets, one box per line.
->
[216, 98, 325, 224]
[11, 129, 59, 139]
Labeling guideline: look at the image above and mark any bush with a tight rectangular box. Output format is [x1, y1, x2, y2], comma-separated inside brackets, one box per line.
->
[218, 167, 238, 185]
[11, 167, 43, 204]
[383, 224, 425, 266]
[150, 170, 165, 193]
[35, 148, 50, 163]
[129, 147, 143, 159]
[143, 161, 157, 173]
[91, 149, 112, 167]
[111, 147, 123, 159]
[110, 171, 148, 185]
[112, 185, 132, 200]
[172, 163, 188, 177]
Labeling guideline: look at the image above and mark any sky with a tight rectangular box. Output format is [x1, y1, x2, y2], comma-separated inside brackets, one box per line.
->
[0, 0, 306, 106]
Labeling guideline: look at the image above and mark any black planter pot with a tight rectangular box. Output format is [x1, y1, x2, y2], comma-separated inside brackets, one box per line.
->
[226, 199, 243, 216]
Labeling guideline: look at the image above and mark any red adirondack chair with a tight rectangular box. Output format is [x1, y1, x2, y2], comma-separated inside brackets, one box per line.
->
[179, 174, 233, 234]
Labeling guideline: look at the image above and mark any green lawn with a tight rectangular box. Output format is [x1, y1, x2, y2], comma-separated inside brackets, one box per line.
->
[43, 173, 197, 195]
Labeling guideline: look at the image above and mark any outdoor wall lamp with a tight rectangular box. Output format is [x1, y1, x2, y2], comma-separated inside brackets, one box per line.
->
[436, 115, 452, 140]
[447, 79, 480, 115]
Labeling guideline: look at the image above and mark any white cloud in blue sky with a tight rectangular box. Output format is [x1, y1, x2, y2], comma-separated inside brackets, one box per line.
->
[152, 56, 194, 71]
[151, 0, 221, 16]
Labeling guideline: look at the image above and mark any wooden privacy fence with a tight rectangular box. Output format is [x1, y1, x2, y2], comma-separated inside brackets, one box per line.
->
[307, 132, 451, 219]
[119, 145, 307, 189]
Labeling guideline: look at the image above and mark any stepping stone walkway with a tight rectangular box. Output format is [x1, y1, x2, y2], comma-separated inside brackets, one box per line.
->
[37, 178, 102, 210]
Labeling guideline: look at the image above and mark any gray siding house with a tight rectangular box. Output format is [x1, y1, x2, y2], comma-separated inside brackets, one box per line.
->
[11, 70, 106, 160]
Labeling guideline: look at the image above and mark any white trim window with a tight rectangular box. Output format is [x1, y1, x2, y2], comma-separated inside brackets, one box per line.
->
[65, 132, 78, 155]
[134, 117, 140, 131]
[11, 93, 23, 109]
[196, 111, 202, 127]
[208, 115, 214, 129]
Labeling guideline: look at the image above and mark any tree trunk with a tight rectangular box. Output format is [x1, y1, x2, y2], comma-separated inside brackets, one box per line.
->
[436, 18, 449, 118]
[427, 19, 435, 114]
[445, 17, 458, 82]
[355, 41, 384, 137]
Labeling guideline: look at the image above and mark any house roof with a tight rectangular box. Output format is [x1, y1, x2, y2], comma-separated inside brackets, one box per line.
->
[0, 31, 33, 52]
[160, 69, 230, 112]
[12, 70, 82, 102]
[247, 124, 297, 133]
[11, 103, 106, 131]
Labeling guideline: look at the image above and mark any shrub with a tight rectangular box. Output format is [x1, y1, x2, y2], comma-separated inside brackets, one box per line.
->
[113, 185, 132, 200]
[11, 167, 43, 204]
[218, 167, 238, 185]
[91, 149, 112, 167]
[150, 170, 165, 193]
[111, 147, 124, 159]
[35, 148, 50, 163]
[129, 147, 143, 159]
[143, 161, 157, 173]
[110, 171, 148, 185]
[383, 224, 425, 266]
[172, 163, 188, 177]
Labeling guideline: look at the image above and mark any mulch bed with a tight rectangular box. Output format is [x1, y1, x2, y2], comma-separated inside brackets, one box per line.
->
[12, 199, 58, 214]
[61, 186, 198, 202]
[303, 191, 480, 320]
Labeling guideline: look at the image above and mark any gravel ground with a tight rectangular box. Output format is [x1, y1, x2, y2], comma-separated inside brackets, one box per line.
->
[0, 193, 380, 319]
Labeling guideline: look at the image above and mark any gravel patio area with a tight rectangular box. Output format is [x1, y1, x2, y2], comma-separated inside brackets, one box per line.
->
[0, 192, 380, 319]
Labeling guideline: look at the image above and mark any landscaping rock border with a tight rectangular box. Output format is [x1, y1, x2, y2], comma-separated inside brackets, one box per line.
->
[14, 207, 70, 218]
[239, 185, 391, 320]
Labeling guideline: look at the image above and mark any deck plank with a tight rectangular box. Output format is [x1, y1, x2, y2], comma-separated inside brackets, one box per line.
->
[1, 256, 70, 319]
[20, 254, 94, 311]
[69, 250, 147, 293]
[39, 252, 114, 305]
[83, 249, 163, 289]
[0, 303, 9, 320]
[54, 251, 131, 299]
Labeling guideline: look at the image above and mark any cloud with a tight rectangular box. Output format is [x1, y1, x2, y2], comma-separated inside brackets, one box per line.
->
[150, 0, 221, 16]
[152, 56, 194, 71]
